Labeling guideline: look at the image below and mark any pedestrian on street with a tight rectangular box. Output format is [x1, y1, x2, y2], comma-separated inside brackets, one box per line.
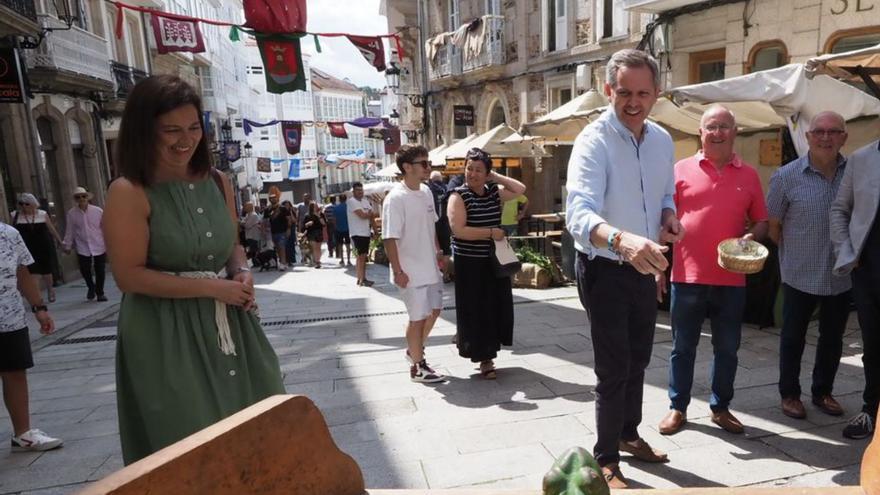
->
[295, 193, 311, 234]
[768, 111, 852, 421]
[302, 202, 326, 269]
[348, 182, 375, 287]
[659, 105, 769, 437]
[334, 193, 352, 266]
[383, 145, 446, 383]
[565, 49, 682, 488]
[447, 147, 525, 379]
[240, 201, 262, 261]
[830, 134, 880, 440]
[103, 75, 284, 465]
[323, 196, 337, 257]
[281, 200, 298, 267]
[1, 221, 62, 452]
[13, 193, 62, 303]
[263, 193, 290, 270]
[62, 187, 107, 302]
[501, 194, 528, 237]
[428, 171, 452, 282]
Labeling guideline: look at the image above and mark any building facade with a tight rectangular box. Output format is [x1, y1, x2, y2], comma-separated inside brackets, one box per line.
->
[384, 0, 880, 214]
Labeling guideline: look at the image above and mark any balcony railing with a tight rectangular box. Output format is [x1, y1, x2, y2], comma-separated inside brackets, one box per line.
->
[111, 61, 148, 99]
[462, 16, 505, 72]
[428, 41, 462, 80]
[24, 15, 112, 84]
[0, 0, 36, 22]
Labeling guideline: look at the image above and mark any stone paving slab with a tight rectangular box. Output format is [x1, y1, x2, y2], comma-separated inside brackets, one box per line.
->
[0, 258, 871, 493]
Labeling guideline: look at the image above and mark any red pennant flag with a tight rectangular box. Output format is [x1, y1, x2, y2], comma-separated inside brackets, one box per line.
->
[281, 121, 302, 155]
[244, 0, 307, 33]
[328, 122, 348, 139]
[150, 12, 206, 54]
[346, 35, 386, 72]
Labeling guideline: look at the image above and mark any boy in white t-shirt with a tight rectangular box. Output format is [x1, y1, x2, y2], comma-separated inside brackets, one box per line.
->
[347, 183, 374, 287]
[382, 145, 446, 383]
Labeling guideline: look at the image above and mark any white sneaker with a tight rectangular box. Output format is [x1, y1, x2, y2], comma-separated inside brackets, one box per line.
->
[11, 429, 63, 452]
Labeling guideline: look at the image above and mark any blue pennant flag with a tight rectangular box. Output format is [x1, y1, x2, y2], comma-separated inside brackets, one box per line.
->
[288, 158, 301, 179]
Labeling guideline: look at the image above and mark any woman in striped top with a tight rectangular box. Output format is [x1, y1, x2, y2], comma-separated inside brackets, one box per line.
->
[447, 148, 527, 379]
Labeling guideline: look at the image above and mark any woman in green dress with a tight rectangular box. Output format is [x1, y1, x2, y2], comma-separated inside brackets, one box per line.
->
[103, 75, 285, 465]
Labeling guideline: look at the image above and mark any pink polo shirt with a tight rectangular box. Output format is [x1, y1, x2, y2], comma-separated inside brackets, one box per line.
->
[671, 152, 768, 287]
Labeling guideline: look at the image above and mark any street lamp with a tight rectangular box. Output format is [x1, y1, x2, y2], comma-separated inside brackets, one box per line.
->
[243, 142, 253, 157]
[384, 62, 401, 90]
[389, 109, 400, 119]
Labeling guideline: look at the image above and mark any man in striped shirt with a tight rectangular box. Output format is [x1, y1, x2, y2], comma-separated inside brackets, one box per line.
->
[768, 111, 851, 422]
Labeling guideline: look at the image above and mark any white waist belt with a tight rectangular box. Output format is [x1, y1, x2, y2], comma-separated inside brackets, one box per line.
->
[166, 270, 237, 356]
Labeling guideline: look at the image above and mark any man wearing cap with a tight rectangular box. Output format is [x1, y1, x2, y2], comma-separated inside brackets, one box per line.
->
[62, 187, 107, 301]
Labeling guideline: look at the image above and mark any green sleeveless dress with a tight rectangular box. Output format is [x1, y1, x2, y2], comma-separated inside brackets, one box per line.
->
[115, 178, 284, 465]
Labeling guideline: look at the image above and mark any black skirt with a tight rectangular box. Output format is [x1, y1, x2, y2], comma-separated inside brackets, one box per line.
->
[454, 255, 514, 363]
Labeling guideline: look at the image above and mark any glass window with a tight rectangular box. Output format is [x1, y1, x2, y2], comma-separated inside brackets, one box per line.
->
[831, 32, 880, 54]
[748, 42, 787, 73]
[689, 48, 726, 84]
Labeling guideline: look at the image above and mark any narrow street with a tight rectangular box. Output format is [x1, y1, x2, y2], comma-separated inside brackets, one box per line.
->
[0, 259, 867, 493]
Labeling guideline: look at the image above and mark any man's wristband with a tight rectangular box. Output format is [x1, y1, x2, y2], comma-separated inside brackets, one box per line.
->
[31, 304, 48, 313]
[607, 229, 621, 253]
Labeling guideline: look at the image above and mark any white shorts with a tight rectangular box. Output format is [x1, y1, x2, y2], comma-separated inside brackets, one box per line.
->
[399, 282, 443, 322]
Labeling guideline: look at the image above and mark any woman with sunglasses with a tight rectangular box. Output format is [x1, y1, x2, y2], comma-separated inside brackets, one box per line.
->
[447, 147, 526, 379]
[12, 193, 62, 303]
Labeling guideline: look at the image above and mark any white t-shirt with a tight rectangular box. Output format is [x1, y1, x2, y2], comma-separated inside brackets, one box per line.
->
[382, 182, 441, 287]
[0, 223, 34, 333]
[347, 197, 372, 237]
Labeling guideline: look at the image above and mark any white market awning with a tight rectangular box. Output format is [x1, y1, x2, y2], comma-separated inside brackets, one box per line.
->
[805, 43, 880, 97]
[620, 0, 705, 13]
[427, 144, 449, 165]
[445, 124, 550, 159]
[664, 63, 880, 155]
[519, 90, 608, 144]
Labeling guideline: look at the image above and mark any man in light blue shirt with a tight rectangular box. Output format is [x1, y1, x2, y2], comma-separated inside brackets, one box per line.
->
[565, 48, 683, 489]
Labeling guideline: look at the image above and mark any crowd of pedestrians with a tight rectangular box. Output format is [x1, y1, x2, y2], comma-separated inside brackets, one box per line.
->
[0, 53, 878, 492]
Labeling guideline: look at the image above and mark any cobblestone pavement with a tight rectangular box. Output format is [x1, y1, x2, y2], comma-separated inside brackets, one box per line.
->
[0, 257, 869, 493]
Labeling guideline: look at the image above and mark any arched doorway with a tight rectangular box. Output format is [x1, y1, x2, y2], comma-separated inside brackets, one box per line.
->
[488, 99, 506, 128]
[36, 117, 65, 226]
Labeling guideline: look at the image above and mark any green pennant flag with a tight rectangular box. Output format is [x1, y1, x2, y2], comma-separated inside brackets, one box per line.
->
[255, 33, 307, 94]
[229, 25, 240, 42]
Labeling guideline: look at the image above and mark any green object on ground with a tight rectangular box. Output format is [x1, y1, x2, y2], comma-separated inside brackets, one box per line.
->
[542, 446, 610, 495]
[515, 245, 552, 272]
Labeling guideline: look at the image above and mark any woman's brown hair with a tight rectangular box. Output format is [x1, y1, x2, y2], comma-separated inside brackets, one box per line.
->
[116, 75, 211, 186]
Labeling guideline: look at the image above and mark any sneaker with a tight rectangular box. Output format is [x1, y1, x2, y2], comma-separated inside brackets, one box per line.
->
[11, 429, 63, 452]
[410, 363, 444, 383]
[361, 279, 374, 287]
[843, 412, 875, 439]
[96, 294, 108, 302]
[419, 359, 439, 376]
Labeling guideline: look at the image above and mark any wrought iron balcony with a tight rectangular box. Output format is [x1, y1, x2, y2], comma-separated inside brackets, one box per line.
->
[24, 15, 113, 86]
[462, 16, 505, 72]
[1, 0, 36, 22]
[428, 40, 462, 80]
[111, 61, 148, 99]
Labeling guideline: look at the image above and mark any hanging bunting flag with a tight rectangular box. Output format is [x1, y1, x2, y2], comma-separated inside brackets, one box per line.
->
[150, 11, 206, 54]
[281, 121, 302, 155]
[328, 122, 348, 139]
[288, 158, 301, 179]
[256, 157, 271, 173]
[244, 0, 307, 34]
[223, 141, 241, 162]
[346, 35, 386, 72]
[384, 127, 401, 154]
[256, 34, 307, 94]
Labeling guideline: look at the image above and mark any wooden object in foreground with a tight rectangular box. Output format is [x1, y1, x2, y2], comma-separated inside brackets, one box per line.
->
[76, 395, 364, 495]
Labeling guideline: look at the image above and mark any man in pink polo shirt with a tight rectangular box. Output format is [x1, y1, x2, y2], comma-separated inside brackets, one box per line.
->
[658, 104, 768, 436]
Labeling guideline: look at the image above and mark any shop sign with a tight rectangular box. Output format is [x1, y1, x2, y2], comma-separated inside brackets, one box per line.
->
[453, 105, 475, 126]
[0, 48, 26, 104]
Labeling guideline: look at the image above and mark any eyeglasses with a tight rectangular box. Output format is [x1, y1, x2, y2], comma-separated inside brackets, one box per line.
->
[74, 194, 88, 199]
[703, 124, 734, 133]
[808, 129, 845, 138]
[411, 159, 431, 169]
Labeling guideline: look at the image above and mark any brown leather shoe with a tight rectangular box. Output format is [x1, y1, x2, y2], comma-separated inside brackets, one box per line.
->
[601, 463, 628, 489]
[619, 437, 669, 463]
[659, 409, 687, 435]
[711, 410, 744, 434]
[781, 398, 807, 419]
[813, 395, 844, 416]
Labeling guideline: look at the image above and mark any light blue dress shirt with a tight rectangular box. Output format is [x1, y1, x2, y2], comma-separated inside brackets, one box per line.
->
[565, 109, 676, 260]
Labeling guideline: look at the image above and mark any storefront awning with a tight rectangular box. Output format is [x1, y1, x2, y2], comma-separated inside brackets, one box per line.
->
[805, 43, 880, 98]
[445, 124, 550, 159]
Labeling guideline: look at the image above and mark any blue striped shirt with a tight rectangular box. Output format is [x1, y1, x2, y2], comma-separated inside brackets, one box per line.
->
[565, 109, 676, 260]
[767, 153, 851, 295]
